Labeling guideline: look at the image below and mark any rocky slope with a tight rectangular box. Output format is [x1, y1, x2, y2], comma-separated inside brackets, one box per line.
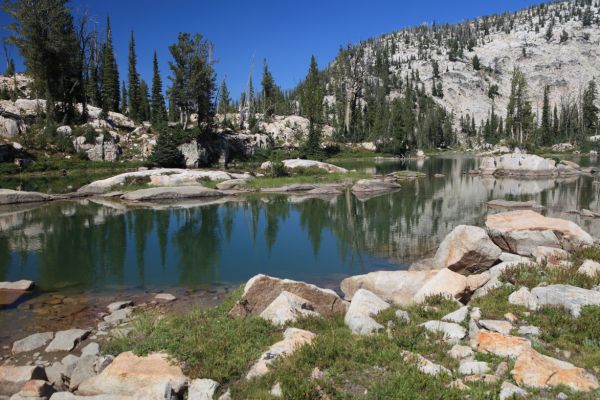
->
[320, 0, 600, 138]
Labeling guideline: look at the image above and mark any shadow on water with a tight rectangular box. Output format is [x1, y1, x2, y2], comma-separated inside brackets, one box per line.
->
[1, 155, 600, 295]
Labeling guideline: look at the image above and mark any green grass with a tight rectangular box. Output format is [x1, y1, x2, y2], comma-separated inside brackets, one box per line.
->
[499, 261, 600, 290]
[103, 264, 600, 399]
[103, 288, 279, 383]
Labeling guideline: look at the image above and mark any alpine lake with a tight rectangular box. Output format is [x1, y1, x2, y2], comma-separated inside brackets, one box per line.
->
[1, 154, 600, 347]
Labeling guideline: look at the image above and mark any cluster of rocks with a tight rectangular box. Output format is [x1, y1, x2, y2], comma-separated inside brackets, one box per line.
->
[474, 153, 594, 178]
[0, 293, 182, 400]
[223, 209, 600, 397]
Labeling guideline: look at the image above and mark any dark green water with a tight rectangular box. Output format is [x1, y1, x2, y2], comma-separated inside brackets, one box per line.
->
[1, 155, 600, 294]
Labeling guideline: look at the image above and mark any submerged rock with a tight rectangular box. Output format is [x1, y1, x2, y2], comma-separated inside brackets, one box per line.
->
[351, 179, 401, 193]
[121, 186, 225, 202]
[431, 225, 501, 274]
[486, 210, 593, 256]
[487, 199, 544, 211]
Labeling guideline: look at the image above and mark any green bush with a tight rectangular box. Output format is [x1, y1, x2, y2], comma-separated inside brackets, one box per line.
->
[148, 129, 185, 168]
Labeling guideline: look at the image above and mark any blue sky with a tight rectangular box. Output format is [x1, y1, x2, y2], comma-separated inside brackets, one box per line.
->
[1, 0, 545, 98]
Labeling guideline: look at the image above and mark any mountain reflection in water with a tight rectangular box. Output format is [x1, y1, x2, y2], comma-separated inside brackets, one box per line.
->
[1, 156, 599, 293]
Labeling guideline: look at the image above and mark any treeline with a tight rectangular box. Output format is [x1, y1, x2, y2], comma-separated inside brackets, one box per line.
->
[472, 68, 599, 148]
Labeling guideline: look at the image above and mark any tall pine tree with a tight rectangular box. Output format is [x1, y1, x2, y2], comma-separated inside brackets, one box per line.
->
[218, 79, 231, 114]
[101, 16, 119, 113]
[300, 55, 324, 158]
[128, 31, 142, 121]
[540, 85, 552, 145]
[150, 50, 166, 124]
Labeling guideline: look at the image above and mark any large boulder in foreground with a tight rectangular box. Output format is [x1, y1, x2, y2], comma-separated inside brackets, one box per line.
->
[121, 186, 225, 202]
[512, 349, 599, 392]
[529, 284, 600, 317]
[341, 270, 438, 305]
[0, 365, 46, 396]
[432, 225, 502, 274]
[229, 274, 347, 319]
[246, 328, 315, 379]
[344, 289, 390, 335]
[341, 269, 470, 306]
[486, 210, 593, 255]
[259, 291, 320, 326]
[77, 351, 187, 400]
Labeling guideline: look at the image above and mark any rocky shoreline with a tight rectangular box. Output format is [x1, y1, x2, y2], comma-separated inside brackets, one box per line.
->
[1, 206, 599, 399]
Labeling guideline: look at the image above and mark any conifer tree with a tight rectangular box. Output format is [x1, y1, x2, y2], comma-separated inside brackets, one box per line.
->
[5, 58, 15, 77]
[120, 81, 127, 114]
[261, 59, 278, 117]
[101, 16, 120, 113]
[150, 50, 167, 124]
[540, 85, 552, 145]
[301, 55, 323, 158]
[218, 79, 231, 114]
[505, 67, 534, 144]
[139, 79, 150, 121]
[582, 80, 598, 136]
[167, 32, 216, 130]
[472, 54, 481, 71]
[128, 31, 141, 121]
[4, 0, 82, 121]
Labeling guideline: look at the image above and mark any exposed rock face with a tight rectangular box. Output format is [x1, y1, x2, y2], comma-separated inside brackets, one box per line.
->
[0, 280, 34, 290]
[12, 332, 54, 354]
[487, 199, 544, 211]
[431, 225, 501, 274]
[77, 168, 244, 195]
[216, 179, 251, 191]
[529, 284, 600, 317]
[45, 329, 90, 352]
[10, 379, 55, 399]
[340, 270, 438, 305]
[578, 259, 600, 278]
[472, 331, 532, 358]
[259, 291, 320, 326]
[401, 351, 450, 376]
[73, 133, 122, 162]
[351, 179, 401, 193]
[77, 351, 188, 399]
[412, 268, 468, 303]
[188, 379, 220, 400]
[230, 274, 346, 319]
[485, 210, 593, 255]
[442, 306, 469, 324]
[344, 289, 390, 335]
[0, 115, 25, 138]
[531, 246, 569, 265]
[420, 321, 466, 343]
[261, 159, 348, 174]
[472, 260, 537, 299]
[0, 365, 46, 396]
[479, 320, 513, 335]
[479, 154, 557, 176]
[120, 186, 225, 202]
[246, 328, 316, 379]
[499, 381, 529, 400]
[0, 190, 53, 205]
[512, 350, 599, 392]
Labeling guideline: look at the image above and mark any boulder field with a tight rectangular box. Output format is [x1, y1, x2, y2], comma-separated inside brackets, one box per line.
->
[1, 210, 599, 398]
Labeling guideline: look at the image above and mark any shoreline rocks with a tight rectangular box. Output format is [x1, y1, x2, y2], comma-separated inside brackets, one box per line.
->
[486, 210, 594, 255]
